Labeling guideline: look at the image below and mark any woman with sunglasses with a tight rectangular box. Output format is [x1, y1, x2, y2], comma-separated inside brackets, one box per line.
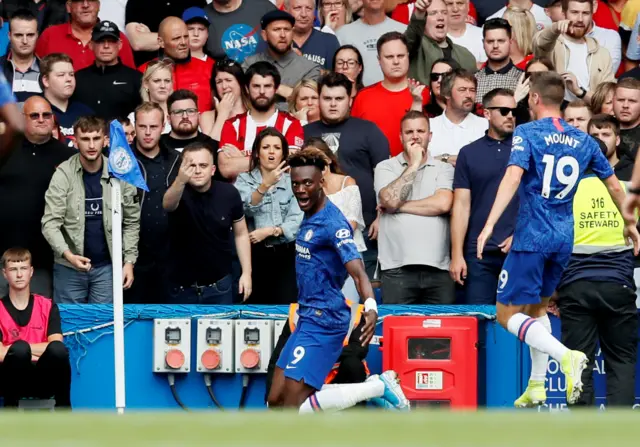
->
[201, 58, 247, 141]
[128, 59, 174, 134]
[423, 58, 459, 118]
[332, 45, 364, 97]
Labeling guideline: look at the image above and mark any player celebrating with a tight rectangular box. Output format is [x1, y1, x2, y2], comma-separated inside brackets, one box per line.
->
[267, 148, 409, 413]
[477, 72, 640, 407]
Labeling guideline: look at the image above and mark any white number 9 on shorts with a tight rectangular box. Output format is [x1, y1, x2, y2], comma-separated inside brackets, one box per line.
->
[292, 346, 306, 365]
[499, 270, 509, 290]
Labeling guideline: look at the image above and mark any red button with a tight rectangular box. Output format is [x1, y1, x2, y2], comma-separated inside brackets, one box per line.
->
[165, 349, 185, 369]
[240, 348, 260, 369]
[201, 349, 221, 370]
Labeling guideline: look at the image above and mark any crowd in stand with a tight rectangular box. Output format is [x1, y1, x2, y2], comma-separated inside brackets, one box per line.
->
[0, 0, 640, 408]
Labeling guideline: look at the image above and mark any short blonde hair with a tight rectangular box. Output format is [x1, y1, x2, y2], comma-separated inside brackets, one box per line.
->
[319, 0, 353, 26]
[141, 59, 174, 102]
[288, 79, 318, 114]
[503, 6, 536, 57]
[2, 248, 31, 268]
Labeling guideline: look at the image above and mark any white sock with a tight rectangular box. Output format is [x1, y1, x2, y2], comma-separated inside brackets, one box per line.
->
[507, 313, 568, 362]
[529, 315, 552, 382]
[299, 380, 385, 414]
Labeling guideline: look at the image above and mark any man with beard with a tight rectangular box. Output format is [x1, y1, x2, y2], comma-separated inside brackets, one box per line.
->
[474, 19, 522, 105]
[242, 10, 321, 108]
[137, 17, 214, 114]
[161, 90, 218, 155]
[533, 0, 614, 103]
[219, 61, 305, 180]
[304, 72, 389, 279]
[450, 88, 519, 305]
[428, 69, 488, 167]
[612, 78, 640, 177]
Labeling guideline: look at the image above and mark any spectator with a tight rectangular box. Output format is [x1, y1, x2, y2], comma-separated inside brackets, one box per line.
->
[124, 0, 206, 66]
[563, 99, 593, 132]
[128, 59, 174, 134]
[613, 78, 640, 168]
[303, 137, 367, 301]
[475, 18, 523, 104]
[588, 114, 627, 179]
[556, 147, 638, 408]
[41, 53, 94, 146]
[544, 0, 565, 22]
[235, 128, 302, 305]
[200, 59, 248, 141]
[243, 10, 321, 108]
[533, 1, 614, 103]
[138, 17, 214, 114]
[288, 79, 320, 125]
[405, 0, 476, 86]
[590, 81, 616, 115]
[73, 21, 143, 121]
[487, 0, 552, 30]
[450, 88, 518, 305]
[183, 7, 212, 63]
[318, 0, 354, 34]
[204, 0, 276, 62]
[286, 0, 341, 69]
[36, 0, 135, 71]
[586, 1, 622, 74]
[163, 142, 252, 304]
[0, 9, 42, 106]
[446, 0, 486, 68]
[219, 61, 305, 180]
[336, 0, 406, 86]
[592, 0, 620, 31]
[375, 110, 455, 304]
[304, 72, 389, 278]
[351, 31, 430, 157]
[119, 116, 135, 145]
[332, 44, 364, 96]
[0, 248, 71, 408]
[42, 116, 140, 304]
[0, 0, 67, 33]
[126, 102, 180, 304]
[424, 58, 458, 117]
[0, 96, 74, 298]
[428, 68, 488, 165]
[513, 55, 554, 125]
[502, 6, 536, 70]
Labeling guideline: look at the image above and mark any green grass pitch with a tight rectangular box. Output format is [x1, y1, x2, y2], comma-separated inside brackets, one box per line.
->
[0, 410, 636, 446]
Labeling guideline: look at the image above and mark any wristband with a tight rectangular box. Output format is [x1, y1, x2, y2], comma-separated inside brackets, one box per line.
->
[364, 297, 378, 313]
[628, 187, 640, 195]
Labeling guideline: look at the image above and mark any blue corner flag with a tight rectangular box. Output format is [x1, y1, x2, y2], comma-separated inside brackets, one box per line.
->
[108, 120, 148, 192]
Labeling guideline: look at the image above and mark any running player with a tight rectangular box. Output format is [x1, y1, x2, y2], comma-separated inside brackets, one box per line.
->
[477, 72, 640, 407]
[267, 148, 409, 413]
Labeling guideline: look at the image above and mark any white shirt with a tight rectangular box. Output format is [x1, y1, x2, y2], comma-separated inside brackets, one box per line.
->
[99, 0, 127, 32]
[428, 112, 489, 157]
[588, 25, 621, 74]
[487, 4, 551, 31]
[563, 40, 590, 101]
[448, 24, 487, 64]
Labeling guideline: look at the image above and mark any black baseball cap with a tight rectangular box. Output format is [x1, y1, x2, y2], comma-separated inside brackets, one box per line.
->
[92, 20, 120, 41]
[547, 0, 562, 6]
[260, 10, 295, 30]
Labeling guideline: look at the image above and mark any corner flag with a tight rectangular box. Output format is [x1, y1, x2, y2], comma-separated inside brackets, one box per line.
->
[108, 120, 148, 191]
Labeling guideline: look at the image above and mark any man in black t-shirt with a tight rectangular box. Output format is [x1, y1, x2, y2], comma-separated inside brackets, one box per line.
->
[163, 142, 252, 304]
[0, 248, 71, 408]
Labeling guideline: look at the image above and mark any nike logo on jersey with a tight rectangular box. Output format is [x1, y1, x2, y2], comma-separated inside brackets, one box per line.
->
[113, 81, 127, 85]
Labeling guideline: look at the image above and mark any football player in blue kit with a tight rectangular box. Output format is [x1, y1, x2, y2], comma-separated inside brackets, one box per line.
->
[477, 72, 640, 407]
[267, 147, 410, 413]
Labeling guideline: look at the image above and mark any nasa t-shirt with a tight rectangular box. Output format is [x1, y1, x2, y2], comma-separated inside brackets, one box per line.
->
[204, 0, 276, 62]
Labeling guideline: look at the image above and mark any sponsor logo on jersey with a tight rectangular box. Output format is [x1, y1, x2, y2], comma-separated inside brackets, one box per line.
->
[295, 243, 311, 260]
[512, 136, 523, 145]
[335, 229, 350, 239]
[512, 145, 524, 152]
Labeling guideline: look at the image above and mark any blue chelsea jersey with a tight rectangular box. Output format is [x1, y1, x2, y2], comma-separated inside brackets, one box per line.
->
[508, 117, 614, 253]
[295, 200, 362, 329]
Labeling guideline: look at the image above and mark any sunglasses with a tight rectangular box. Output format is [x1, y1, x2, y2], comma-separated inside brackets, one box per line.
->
[486, 107, 517, 117]
[25, 112, 54, 120]
[430, 71, 450, 82]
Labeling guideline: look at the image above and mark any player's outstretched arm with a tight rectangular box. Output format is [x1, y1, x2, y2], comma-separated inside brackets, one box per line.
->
[477, 165, 524, 259]
[603, 175, 640, 255]
[345, 259, 377, 347]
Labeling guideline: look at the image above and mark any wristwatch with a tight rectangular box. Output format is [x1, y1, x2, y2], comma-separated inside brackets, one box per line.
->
[576, 87, 587, 99]
[441, 154, 450, 163]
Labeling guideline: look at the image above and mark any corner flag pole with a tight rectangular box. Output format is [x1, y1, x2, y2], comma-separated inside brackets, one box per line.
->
[111, 177, 126, 414]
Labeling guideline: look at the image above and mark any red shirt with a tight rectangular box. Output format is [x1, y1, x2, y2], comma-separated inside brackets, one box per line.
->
[392, 1, 477, 25]
[36, 23, 136, 72]
[351, 82, 430, 157]
[593, 0, 618, 31]
[515, 54, 534, 70]
[220, 110, 304, 153]
[138, 56, 214, 113]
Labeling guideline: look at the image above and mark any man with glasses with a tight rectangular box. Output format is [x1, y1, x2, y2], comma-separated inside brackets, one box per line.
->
[450, 88, 518, 305]
[0, 96, 74, 298]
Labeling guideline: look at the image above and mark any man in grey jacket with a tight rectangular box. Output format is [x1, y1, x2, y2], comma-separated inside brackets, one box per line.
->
[42, 116, 140, 304]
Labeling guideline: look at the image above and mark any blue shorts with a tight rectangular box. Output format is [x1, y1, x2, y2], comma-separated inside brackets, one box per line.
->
[275, 318, 348, 391]
[496, 250, 571, 305]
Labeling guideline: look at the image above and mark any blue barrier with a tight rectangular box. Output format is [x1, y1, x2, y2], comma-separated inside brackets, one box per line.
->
[58, 305, 639, 409]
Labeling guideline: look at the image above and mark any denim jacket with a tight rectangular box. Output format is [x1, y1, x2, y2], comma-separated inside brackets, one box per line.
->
[235, 169, 303, 243]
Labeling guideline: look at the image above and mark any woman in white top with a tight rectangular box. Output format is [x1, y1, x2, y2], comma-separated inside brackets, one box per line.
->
[302, 138, 366, 301]
[128, 59, 174, 134]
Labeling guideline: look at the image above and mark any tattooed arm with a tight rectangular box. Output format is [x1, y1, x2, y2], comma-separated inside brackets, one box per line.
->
[378, 165, 419, 213]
